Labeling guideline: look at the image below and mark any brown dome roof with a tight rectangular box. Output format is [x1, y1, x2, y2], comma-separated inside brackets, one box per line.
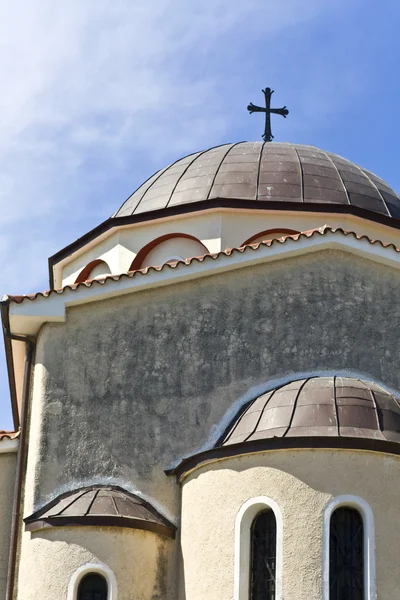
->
[113, 142, 400, 222]
[169, 377, 400, 479]
[222, 377, 400, 445]
[24, 485, 175, 538]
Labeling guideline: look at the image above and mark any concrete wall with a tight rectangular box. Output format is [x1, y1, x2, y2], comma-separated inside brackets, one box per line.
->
[20, 248, 400, 596]
[28, 249, 400, 511]
[180, 449, 400, 600]
[16, 527, 175, 600]
[0, 450, 17, 598]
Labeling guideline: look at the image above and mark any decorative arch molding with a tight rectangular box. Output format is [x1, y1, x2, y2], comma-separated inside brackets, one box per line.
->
[129, 233, 209, 271]
[75, 259, 111, 283]
[322, 495, 376, 600]
[241, 228, 300, 246]
[67, 562, 118, 600]
[234, 496, 283, 600]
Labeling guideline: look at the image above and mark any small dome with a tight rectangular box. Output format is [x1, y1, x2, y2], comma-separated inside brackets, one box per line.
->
[169, 377, 400, 479]
[24, 485, 175, 538]
[113, 142, 400, 222]
[222, 376, 400, 445]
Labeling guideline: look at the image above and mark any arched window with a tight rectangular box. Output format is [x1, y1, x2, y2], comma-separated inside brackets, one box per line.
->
[250, 509, 277, 600]
[323, 495, 375, 600]
[329, 507, 364, 600]
[234, 497, 282, 600]
[78, 573, 108, 600]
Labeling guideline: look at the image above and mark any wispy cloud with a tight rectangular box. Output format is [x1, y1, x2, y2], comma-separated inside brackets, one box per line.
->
[0, 1, 359, 288]
[0, 0, 386, 425]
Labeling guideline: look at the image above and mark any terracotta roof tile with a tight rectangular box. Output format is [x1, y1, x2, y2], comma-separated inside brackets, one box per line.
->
[5, 225, 400, 304]
[0, 430, 19, 440]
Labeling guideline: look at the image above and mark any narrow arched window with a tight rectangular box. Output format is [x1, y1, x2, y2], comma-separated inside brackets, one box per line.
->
[78, 573, 108, 600]
[329, 507, 364, 600]
[250, 509, 277, 600]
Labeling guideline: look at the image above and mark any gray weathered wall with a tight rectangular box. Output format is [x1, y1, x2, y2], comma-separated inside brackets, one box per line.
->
[28, 249, 400, 514]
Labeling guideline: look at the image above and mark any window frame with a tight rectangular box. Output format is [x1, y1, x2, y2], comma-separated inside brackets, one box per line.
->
[67, 562, 118, 600]
[323, 495, 376, 600]
[234, 496, 283, 600]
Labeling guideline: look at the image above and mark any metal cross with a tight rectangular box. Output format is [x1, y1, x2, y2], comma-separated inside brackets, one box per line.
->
[247, 87, 289, 142]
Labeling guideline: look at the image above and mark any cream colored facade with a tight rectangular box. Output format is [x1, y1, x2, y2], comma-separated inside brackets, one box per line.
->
[58, 209, 400, 288]
[0, 448, 17, 598]
[16, 528, 175, 600]
[180, 449, 399, 600]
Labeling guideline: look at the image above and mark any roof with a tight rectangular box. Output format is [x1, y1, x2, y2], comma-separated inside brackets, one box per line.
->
[169, 377, 400, 479]
[24, 485, 175, 538]
[0, 430, 19, 440]
[222, 376, 400, 444]
[7, 225, 400, 305]
[113, 142, 400, 222]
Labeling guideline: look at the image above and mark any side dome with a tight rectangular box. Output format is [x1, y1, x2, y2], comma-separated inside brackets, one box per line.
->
[113, 142, 400, 222]
[222, 377, 400, 445]
[170, 377, 400, 479]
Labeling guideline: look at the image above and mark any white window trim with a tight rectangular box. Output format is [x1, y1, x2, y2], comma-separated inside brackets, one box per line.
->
[67, 562, 118, 600]
[322, 495, 376, 600]
[234, 496, 283, 600]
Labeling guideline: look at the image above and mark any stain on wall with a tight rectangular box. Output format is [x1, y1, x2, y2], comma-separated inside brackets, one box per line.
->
[29, 249, 400, 513]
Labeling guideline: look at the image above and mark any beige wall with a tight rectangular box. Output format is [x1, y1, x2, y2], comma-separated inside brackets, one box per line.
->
[59, 208, 400, 287]
[180, 449, 400, 600]
[16, 526, 176, 599]
[0, 450, 17, 599]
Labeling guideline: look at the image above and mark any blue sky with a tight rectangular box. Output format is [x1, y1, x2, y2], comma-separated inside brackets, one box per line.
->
[0, 0, 399, 428]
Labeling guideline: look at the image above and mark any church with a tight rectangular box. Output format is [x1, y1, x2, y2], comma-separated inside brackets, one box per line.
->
[1, 89, 400, 599]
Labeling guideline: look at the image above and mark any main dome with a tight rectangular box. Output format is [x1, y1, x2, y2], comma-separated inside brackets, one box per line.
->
[113, 142, 400, 221]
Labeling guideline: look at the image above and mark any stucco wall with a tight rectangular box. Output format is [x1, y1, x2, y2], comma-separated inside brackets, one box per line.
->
[0, 450, 17, 598]
[180, 449, 400, 600]
[27, 249, 400, 515]
[16, 526, 175, 600]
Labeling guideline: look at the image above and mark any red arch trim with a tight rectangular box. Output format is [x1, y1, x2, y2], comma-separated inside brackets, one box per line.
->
[75, 259, 111, 283]
[129, 233, 209, 271]
[241, 228, 300, 247]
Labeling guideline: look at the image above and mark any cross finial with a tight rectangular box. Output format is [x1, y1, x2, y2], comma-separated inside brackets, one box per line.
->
[247, 87, 289, 142]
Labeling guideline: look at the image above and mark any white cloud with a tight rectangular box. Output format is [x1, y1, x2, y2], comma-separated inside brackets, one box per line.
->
[0, 0, 371, 426]
[0, 0, 358, 290]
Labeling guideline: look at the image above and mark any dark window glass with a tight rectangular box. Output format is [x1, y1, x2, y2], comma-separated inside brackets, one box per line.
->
[250, 509, 277, 600]
[78, 573, 108, 600]
[330, 507, 364, 600]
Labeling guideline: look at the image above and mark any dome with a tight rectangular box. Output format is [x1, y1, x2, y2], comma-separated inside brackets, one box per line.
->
[222, 377, 400, 445]
[113, 142, 400, 222]
[24, 484, 175, 538]
[169, 377, 400, 478]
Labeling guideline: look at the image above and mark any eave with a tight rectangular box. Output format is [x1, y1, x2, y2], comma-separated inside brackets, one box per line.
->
[6, 225, 400, 338]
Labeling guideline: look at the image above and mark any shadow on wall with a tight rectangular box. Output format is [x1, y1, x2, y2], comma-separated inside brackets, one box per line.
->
[25, 528, 174, 599]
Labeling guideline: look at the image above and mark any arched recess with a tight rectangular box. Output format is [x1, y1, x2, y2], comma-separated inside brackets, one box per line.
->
[67, 562, 118, 600]
[322, 495, 375, 600]
[241, 228, 300, 246]
[75, 259, 112, 283]
[234, 496, 283, 600]
[129, 233, 209, 271]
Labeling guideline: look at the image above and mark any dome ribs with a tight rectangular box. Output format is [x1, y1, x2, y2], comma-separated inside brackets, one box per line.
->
[258, 143, 302, 203]
[291, 144, 305, 202]
[165, 143, 229, 209]
[206, 142, 247, 201]
[111, 142, 400, 221]
[296, 147, 348, 206]
[255, 141, 266, 201]
[322, 151, 351, 205]
[168, 376, 400, 479]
